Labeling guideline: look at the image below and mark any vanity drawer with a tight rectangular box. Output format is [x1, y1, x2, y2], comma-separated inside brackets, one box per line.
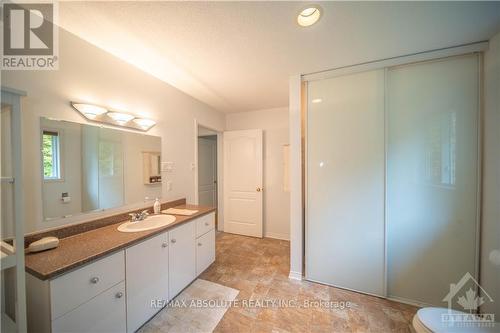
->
[52, 281, 126, 333]
[50, 251, 125, 320]
[195, 212, 215, 238]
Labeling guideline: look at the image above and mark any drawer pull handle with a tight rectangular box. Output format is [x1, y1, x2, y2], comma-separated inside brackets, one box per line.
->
[90, 277, 99, 284]
[204, 222, 209, 226]
[198, 242, 202, 247]
[171, 239, 176, 243]
[162, 242, 168, 248]
[115, 292, 123, 299]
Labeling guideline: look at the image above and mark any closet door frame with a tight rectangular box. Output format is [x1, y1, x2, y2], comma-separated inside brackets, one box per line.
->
[303, 43, 484, 305]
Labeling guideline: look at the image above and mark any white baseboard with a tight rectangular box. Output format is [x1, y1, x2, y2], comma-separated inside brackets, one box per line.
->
[288, 271, 303, 280]
[265, 232, 290, 241]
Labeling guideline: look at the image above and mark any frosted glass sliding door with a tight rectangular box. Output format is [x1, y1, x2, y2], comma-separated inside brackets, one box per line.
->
[386, 54, 479, 306]
[306, 70, 385, 296]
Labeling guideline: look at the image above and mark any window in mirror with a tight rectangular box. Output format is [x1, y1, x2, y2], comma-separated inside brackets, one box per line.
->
[42, 130, 61, 180]
[99, 141, 119, 177]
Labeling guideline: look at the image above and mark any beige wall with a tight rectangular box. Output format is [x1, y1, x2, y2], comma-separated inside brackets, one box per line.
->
[2, 27, 225, 233]
[481, 31, 500, 317]
[226, 107, 290, 240]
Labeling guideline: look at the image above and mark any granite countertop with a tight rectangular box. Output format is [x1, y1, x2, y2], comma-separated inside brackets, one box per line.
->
[25, 204, 216, 280]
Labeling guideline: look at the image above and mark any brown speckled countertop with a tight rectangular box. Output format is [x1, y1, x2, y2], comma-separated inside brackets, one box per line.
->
[25, 204, 215, 280]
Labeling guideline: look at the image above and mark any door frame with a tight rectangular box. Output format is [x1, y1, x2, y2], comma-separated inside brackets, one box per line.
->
[194, 119, 223, 231]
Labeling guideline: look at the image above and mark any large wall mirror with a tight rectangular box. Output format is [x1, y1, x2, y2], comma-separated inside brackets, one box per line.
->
[40, 117, 162, 220]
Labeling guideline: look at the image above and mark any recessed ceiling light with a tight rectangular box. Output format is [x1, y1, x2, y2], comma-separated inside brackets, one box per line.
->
[297, 6, 321, 27]
[311, 98, 323, 104]
[107, 112, 135, 124]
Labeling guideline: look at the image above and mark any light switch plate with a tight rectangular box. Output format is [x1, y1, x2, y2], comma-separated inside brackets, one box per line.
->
[161, 162, 174, 172]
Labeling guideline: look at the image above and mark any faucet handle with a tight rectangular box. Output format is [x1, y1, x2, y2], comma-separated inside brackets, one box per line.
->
[141, 209, 150, 216]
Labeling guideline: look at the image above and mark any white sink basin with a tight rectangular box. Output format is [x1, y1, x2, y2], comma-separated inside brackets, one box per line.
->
[117, 214, 176, 233]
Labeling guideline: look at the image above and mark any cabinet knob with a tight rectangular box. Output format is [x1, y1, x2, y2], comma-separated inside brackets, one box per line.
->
[198, 242, 202, 247]
[256, 187, 262, 192]
[171, 239, 176, 243]
[205, 222, 209, 226]
[115, 292, 123, 299]
[90, 277, 99, 284]
[162, 242, 168, 248]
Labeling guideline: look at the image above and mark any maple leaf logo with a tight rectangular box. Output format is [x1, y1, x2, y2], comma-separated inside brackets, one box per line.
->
[457, 288, 485, 312]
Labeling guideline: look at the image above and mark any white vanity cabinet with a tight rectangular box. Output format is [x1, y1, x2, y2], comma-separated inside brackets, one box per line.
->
[26, 251, 126, 333]
[26, 211, 216, 333]
[125, 232, 169, 333]
[168, 220, 196, 298]
[196, 213, 216, 275]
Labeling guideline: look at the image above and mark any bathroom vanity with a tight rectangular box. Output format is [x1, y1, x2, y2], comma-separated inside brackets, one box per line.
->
[24, 204, 215, 333]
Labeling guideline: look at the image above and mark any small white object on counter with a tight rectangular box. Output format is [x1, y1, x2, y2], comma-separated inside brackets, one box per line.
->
[27, 237, 59, 253]
[162, 208, 198, 216]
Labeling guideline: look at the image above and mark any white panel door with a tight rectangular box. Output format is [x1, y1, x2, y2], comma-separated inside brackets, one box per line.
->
[223, 129, 263, 238]
[168, 221, 196, 298]
[198, 137, 217, 206]
[306, 69, 385, 296]
[126, 232, 169, 333]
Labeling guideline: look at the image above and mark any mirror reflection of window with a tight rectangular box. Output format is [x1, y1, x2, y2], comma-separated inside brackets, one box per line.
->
[99, 141, 118, 177]
[42, 130, 61, 180]
[424, 111, 457, 187]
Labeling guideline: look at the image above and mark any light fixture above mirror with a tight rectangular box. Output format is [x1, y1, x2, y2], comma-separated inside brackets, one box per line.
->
[107, 111, 135, 124]
[71, 102, 156, 131]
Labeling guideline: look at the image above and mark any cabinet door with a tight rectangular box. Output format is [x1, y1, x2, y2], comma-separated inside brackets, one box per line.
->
[169, 221, 196, 298]
[126, 232, 169, 333]
[52, 282, 126, 333]
[51, 251, 125, 320]
[196, 229, 215, 275]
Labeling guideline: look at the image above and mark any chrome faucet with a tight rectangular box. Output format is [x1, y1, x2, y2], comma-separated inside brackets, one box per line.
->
[129, 210, 149, 222]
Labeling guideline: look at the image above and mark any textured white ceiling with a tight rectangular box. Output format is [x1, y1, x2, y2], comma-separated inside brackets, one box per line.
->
[58, 1, 500, 113]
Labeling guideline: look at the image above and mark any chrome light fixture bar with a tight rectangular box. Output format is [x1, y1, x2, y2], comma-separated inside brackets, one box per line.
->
[71, 102, 156, 131]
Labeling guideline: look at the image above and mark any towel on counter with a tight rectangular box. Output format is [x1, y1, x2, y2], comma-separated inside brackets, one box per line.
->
[162, 208, 199, 216]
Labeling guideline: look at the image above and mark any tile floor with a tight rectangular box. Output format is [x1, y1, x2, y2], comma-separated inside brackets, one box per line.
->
[139, 279, 238, 333]
[199, 232, 418, 333]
